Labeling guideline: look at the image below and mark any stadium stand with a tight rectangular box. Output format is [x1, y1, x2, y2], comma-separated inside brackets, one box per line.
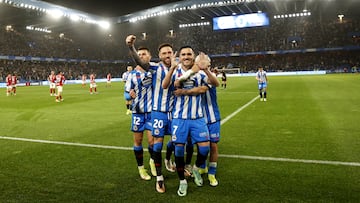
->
[0, 0, 359, 82]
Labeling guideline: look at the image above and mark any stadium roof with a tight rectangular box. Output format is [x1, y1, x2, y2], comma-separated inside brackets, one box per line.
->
[1, 0, 359, 34]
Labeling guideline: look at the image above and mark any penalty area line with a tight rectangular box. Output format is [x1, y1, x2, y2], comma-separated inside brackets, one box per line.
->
[1, 136, 360, 167]
[220, 95, 259, 125]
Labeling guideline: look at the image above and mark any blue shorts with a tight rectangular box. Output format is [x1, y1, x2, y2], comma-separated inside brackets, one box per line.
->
[131, 113, 152, 132]
[207, 121, 220, 143]
[258, 82, 267, 90]
[151, 111, 172, 137]
[124, 92, 132, 101]
[171, 118, 209, 144]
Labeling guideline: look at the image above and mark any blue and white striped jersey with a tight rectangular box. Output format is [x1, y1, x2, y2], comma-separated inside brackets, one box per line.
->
[202, 83, 221, 124]
[122, 71, 131, 82]
[256, 70, 267, 83]
[150, 62, 174, 112]
[125, 69, 152, 113]
[171, 65, 208, 120]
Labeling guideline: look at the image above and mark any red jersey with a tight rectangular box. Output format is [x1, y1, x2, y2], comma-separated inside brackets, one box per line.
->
[107, 73, 111, 81]
[49, 74, 56, 83]
[55, 74, 65, 86]
[11, 76, 17, 85]
[90, 74, 96, 84]
[82, 75, 86, 81]
[6, 75, 12, 86]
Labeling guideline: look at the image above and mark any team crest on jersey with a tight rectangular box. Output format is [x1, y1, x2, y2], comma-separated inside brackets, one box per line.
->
[133, 125, 138, 131]
[154, 129, 160, 135]
[141, 76, 152, 87]
[182, 79, 195, 89]
[171, 135, 177, 142]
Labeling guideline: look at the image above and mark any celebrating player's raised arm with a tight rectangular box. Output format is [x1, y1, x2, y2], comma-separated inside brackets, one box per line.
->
[125, 35, 150, 71]
[162, 52, 178, 89]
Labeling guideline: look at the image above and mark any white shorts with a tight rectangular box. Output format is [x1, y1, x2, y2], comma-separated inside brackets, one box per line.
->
[7, 85, 13, 90]
[107, 80, 111, 84]
[50, 83, 55, 88]
[57, 86, 63, 93]
[90, 83, 97, 88]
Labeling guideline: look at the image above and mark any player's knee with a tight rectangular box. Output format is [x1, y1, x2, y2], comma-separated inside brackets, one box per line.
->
[175, 145, 185, 157]
[133, 145, 143, 151]
[153, 142, 163, 152]
[198, 145, 210, 156]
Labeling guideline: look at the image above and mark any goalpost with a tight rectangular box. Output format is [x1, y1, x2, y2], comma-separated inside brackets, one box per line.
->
[219, 68, 241, 75]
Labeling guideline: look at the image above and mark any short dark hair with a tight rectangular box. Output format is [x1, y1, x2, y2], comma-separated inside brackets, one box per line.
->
[178, 45, 193, 53]
[137, 46, 150, 53]
[158, 43, 173, 52]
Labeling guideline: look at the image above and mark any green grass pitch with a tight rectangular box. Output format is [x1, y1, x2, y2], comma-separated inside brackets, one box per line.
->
[0, 73, 360, 202]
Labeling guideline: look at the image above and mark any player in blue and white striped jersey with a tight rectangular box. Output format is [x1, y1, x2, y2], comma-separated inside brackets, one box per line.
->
[148, 43, 178, 193]
[126, 35, 177, 193]
[125, 47, 154, 182]
[122, 64, 133, 115]
[201, 66, 221, 187]
[162, 47, 213, 196]
[256, 66, 268, 101]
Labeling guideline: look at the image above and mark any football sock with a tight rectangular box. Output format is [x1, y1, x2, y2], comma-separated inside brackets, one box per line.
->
[195, 145, 209, 168]
[153, 142, 163, 176]
[185, 143, 193, 165]
[208, 162, 217, 175]
[133, 146, 143, 166]
[148, 145, 154, 158]
[166, 141, 174, 160]
[175, 145, 185, 180]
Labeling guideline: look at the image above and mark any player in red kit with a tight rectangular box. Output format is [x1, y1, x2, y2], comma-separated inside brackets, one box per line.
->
[89, 73, 97, 94]
[6, 74, 12, 96]
[48, 71, 56, 96]
[55, 71, 65, 102]
[106, 73, 112, 88]
[11, 73, 17, 95]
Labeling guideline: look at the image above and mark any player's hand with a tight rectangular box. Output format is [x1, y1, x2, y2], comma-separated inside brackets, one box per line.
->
[174, 79, 181, 88]
[129, 89, 136, 99]
[126, 35, 136, 46]
[174, 89, 185, 96]
[170, 51, 179, 68]
[195, 52, 210, 70]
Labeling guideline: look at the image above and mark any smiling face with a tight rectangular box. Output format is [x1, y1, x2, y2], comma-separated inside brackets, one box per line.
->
[159, 45, 173, 67]
[179, 47, 195, 70]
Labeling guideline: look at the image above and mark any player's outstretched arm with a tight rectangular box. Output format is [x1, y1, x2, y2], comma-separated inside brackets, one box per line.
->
[125, 35, 150, 71]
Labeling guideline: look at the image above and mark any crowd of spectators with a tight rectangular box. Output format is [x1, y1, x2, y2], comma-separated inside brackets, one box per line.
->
[0, 11, 359, 82]
[0, 60, 124, 82]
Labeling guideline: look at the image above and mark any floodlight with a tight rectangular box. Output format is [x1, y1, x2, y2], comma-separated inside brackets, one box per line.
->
[70, 14, 80, 22]
[48, 9, 63, 19]
[98, 21, 110, 30]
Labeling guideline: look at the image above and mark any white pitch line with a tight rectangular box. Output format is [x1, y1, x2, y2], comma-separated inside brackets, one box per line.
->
[220, 95, 259, 125]
[0, 136, 133, 151]
[1, 136, 359, 167]
[220, 154, 360, 167]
